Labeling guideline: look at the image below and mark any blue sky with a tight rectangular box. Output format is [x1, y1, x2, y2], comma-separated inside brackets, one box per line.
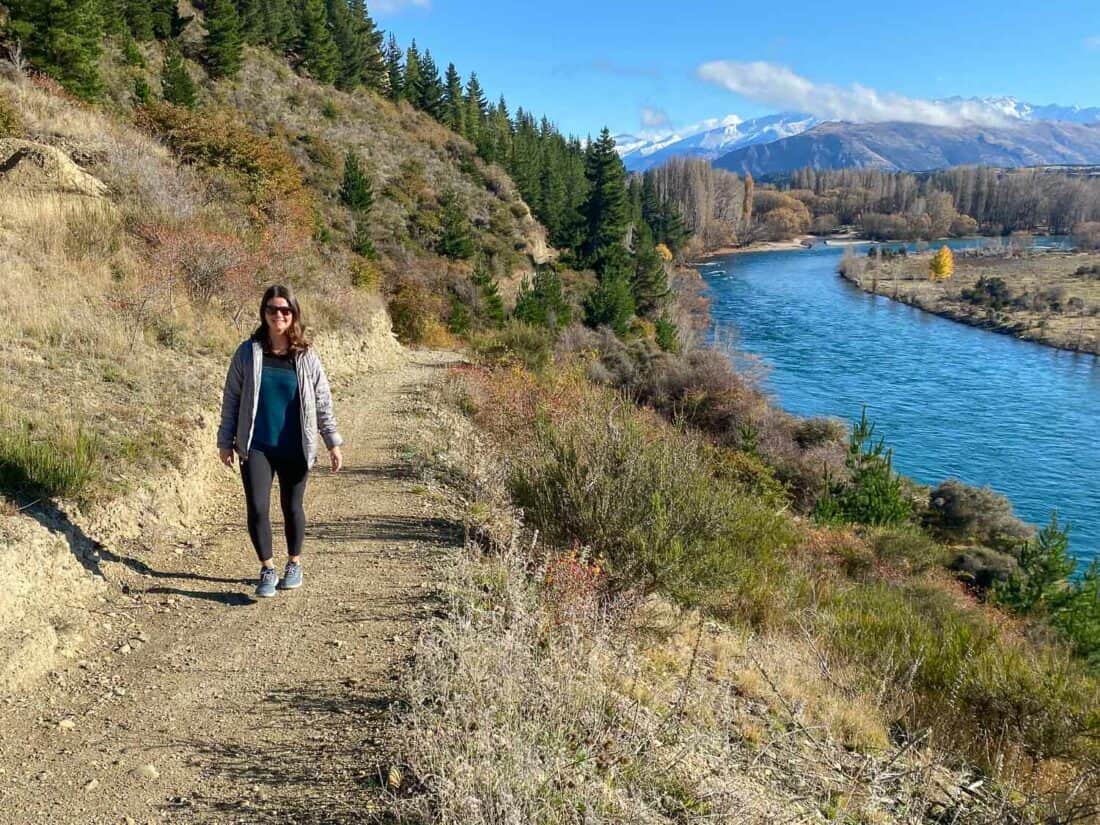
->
[372, 1, 1100, 139]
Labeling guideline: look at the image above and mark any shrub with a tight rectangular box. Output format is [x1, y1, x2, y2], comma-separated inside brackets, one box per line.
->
[872, 527, 949, 575]
[814, 408, 912, 527]
[925, 478, 1033, 550]
[0, 89, 24, 137]
[509, 395, 794, 608]
[471, 320, 553, 372]
[995, 514, 1076, 614]
[0, 416, 101, 503]
[513, 265, 571, 330]
[825, 581, 1099, 766]
[388, 279, 447, 344]
[947, 545, 1017, 590]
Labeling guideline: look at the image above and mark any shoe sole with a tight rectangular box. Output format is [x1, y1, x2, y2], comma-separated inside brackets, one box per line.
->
[256, 589, 277, 598]
[277, 580, 302, 590]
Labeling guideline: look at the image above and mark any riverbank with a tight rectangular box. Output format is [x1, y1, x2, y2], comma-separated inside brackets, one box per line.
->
[695, 235, 816, 260]
[838, 248, 1100, 356]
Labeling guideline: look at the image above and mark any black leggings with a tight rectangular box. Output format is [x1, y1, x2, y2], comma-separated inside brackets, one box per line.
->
[239, 448, 309, 563]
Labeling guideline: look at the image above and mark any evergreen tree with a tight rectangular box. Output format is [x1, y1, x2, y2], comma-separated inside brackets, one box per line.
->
[203, 0, 243, 79]
[471, 261, 505, 328]
[237, 0, 265, 45]
[161, 40, 197, 108]
[260, 0, 297, 49]
[6, 0, 105, 100]
[514, 266, 571, 329]
[152, 0, 183, 38]
[437, 189, 476, 259]
[463, 71, 487, 142]
[403, 41, 424, 108]
[299, 0, 339, 84]
[347, 0, 386, 91]
[383, 34, 403, 101]
[125, 0, 155, 41]
[443, 62, 465, 134]
[418, 49, 444, 120]
[631, 223, 670, 316]
[339, 151, 373, 213]
[580, 128, 629, 264]
[584, 245, 635, 335]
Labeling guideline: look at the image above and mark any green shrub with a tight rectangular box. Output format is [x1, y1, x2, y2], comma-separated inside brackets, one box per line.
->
[0, 90, 23, 137]
[654, 316, 679, 353]
[514, 265, 571, 330]
[0, 417, 101, 503]
[947, 545, 1017, 589]
[814, 407, 912, 527]
[872, 527, 948, 575]
[825, 581, 1099, 765]
[510, 397, 795, 608]
[471, 320, 552, 372]
[995, 514, 1075, 614]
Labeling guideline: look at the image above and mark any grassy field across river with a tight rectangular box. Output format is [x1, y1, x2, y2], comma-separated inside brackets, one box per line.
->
[839, 247, 1100, 355]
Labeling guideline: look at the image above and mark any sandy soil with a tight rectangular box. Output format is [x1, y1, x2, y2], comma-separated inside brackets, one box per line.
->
[0, 348, 463, 824]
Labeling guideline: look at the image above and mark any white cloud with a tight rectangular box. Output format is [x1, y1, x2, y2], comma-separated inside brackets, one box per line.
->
[372, 0, 430, 13]
[640, 106, 670, 128]
[696, 60, 1013, 127]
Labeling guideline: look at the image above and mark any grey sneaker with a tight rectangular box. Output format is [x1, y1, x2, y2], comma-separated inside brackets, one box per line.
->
[256, 566, 278, 598]
[279, 561, 303, 590]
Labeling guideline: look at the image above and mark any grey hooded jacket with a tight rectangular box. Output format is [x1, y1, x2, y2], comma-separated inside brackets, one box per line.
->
[217, 340, 343, 469]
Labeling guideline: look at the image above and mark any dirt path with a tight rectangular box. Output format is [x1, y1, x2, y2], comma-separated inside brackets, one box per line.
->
[0, 349, 463, 824]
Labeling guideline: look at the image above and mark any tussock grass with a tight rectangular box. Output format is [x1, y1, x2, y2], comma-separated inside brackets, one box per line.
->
[0, 412, 101, 503]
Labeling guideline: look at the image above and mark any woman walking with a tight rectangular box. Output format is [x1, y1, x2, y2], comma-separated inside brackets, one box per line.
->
[217, 285, 344, 598]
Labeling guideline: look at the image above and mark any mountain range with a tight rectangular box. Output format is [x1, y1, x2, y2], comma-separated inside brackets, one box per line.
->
[617, 97, 1100, 176]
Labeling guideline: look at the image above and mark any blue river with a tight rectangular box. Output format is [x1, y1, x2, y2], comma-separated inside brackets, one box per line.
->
[700, 238, 1099, 565]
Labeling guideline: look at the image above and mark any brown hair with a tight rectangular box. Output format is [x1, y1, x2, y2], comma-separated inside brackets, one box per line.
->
[251, 284, 311, 354]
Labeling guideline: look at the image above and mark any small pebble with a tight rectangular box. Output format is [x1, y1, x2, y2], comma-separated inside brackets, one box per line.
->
[58, 718, 76, 731]
[134, 763, 159, 780]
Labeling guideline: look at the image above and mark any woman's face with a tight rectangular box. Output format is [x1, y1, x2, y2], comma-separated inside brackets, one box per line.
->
[264, 296, 294, 336]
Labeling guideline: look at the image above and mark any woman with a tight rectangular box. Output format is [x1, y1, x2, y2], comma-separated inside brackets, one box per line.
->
[216, 285, 344, 598]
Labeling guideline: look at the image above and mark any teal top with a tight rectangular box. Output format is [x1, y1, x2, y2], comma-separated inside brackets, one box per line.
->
[251, 351, 303, 459]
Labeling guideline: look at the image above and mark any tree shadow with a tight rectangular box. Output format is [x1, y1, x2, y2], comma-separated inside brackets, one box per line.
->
[305, 514, 463, 545]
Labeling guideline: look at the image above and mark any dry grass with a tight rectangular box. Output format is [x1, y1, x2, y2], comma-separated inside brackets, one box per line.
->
[849, 249, 1100, 354]
[378, 373, 1077, 824]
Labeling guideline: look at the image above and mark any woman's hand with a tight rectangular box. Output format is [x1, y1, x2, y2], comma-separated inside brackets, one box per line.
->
[219, 448, 236, 467]
[329, 446, 343, 472]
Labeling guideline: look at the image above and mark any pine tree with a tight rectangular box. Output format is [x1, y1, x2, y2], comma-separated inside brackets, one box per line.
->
[437, 189, 476, 259]
[237, 0, 265, 45]
[203, 0, 243, 79]
[463, 71, 487, 142]
[471, 261, 505, 328]
[125, 0, 155, 41]
[631, 223, 670, 316]
[580, 127, 629, 264]
[584, 245, 635, 335]
[514, 266, 571, 329]
[6, 0, 105, 100]
[161, 40, 197, 108]
[443, 62, 465, 134]
[383, 34, 403, 101]
[339, 151, 373, 213]
[299, 0, 339, 84]
[348, 0, 386, 91]
[403, 41, 423, 108]
[418, 49, 444, 120]
[152, 0, 183, 38]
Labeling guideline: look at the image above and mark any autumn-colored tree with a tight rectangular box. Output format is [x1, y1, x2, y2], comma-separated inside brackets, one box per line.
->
[929, 245, 954, 281]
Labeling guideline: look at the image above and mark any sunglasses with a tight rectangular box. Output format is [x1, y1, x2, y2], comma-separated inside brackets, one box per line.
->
[264, 304, 293, 316]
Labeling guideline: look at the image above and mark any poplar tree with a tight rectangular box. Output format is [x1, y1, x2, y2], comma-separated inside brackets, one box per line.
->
[299, 0, 339, 84]
[161, 40, 197, 108]
[204, 0, 243, 79]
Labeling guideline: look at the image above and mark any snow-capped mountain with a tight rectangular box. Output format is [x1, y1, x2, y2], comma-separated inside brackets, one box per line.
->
[617, 112, 818, 172]
[618, 98, 1100, 173]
